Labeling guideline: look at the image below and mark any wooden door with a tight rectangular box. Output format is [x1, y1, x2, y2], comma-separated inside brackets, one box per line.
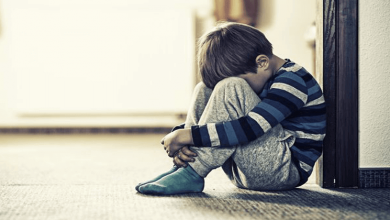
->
[318, 0, 359, 188]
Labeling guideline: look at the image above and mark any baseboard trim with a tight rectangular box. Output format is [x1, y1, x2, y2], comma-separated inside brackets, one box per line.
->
[0, 127, 172, 134]
[359, 169, 390, 188]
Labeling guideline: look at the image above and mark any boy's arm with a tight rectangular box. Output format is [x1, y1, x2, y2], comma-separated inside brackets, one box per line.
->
[191, 72, 308, 147]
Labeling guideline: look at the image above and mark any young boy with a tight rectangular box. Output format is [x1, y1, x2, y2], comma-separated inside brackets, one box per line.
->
[136, 22, 326, 195]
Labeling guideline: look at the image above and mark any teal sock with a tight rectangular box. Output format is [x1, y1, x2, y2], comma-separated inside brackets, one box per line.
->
[135, 165, 178, 192]
[138, 165, 204, 195]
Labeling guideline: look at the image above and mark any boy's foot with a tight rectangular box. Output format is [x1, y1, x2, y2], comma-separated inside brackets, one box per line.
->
[135, 165, 178, 192]
[138, 165, 204, 195]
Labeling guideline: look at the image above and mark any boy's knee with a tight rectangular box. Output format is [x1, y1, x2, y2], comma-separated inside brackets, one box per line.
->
[194, 82, 208, 91]
[213, 77, 251, 94]
[211, 77, 259, 114]
[193, 81, 212, 95]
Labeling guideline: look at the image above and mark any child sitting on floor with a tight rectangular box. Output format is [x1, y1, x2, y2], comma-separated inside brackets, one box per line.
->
[136, 22, 326, 195]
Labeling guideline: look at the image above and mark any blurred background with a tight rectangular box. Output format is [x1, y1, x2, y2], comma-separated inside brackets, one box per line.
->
[0, 0, 317, 129]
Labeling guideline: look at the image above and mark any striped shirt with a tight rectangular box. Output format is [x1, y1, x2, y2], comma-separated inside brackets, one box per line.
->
[191, 60, 326, 185]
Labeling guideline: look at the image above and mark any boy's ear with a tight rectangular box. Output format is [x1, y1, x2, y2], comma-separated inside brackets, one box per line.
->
[256, 55, 269, 69]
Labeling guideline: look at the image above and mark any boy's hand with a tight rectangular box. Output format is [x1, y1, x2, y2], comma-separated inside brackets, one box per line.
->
[161, 129, 194, 157]
[173, 146, 197, 167]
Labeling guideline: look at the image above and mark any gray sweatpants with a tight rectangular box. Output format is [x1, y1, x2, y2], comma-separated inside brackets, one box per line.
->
[185, 77, 300, 191]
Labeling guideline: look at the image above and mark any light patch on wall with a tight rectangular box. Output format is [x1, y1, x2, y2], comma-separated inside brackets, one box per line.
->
[8, 1, 195, 116]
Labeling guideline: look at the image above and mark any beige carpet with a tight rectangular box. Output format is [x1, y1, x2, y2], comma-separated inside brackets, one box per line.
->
[0, 134, 389, 220]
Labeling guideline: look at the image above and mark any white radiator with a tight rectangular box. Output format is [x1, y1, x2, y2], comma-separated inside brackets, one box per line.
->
[8, 1, 195, 119]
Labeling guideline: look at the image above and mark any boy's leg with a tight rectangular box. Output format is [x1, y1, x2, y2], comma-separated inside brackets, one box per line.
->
[136, 82, 212, 193]
[187, 77, 300, 190]
[221, 126, 300, 190]
[139, 77, 299, 194]
[137, 82, 212, 195]
[183, 81, 214, 128]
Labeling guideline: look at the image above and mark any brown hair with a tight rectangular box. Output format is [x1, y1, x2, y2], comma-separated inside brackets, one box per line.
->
[197, 22, 273, 89]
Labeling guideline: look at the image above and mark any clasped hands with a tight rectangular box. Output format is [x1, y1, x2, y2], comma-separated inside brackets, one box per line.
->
[161, 129, 197, 167]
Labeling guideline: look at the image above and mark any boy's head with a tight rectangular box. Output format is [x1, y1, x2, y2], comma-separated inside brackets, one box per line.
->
[197, 22, 273, 89]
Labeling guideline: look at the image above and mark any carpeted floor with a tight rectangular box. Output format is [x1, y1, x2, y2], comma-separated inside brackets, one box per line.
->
[0, 134, 389, 220]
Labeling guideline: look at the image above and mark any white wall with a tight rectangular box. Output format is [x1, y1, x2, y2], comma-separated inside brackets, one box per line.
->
[0, 0, 213, 128]
[0, 0, 316, 128]
[359, 0, 390, 168]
